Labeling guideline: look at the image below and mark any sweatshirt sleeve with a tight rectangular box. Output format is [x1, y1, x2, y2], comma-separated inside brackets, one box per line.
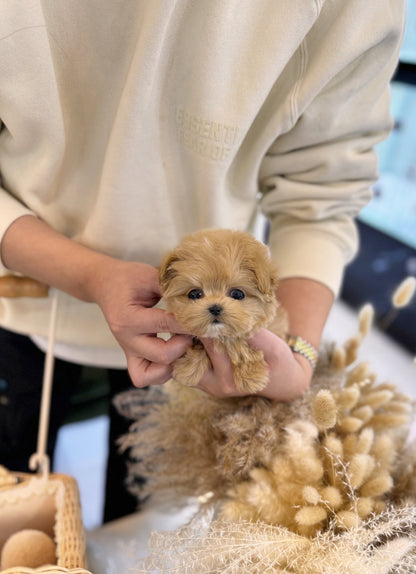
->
[258, 0, 406, 297]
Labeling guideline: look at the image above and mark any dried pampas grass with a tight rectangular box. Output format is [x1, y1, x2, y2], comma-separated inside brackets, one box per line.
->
[380, 275, 416, 330]
[116, 348, 415, 536]
[116, 353, 416, 571]
[129, 505, 416, 574]
[115, 279, 416, 573]
[392, 277, 416, 309]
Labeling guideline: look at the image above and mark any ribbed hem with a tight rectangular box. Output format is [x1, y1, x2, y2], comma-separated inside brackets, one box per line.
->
[269, 227, 348, 297]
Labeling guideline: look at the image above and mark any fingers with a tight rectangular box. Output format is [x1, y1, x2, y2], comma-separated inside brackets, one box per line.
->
[134, 307, 187, 335]
[197, 331, 291, 399]
[126, 328, 281, 396]
[95, 260, 193, 387]
[127, 333, 193, 387]
[196, 339, 245, 398]
[105, 302, 192, 387]
[127, 356, 173, 387]
[247, 328, 294, 373]
[132, 333, 192, 365]
[248, 328, 285, 356]
[248, 329, 313, 400]
[151, 329, 312, 400]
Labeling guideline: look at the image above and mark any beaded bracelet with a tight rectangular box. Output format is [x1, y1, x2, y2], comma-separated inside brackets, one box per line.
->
[286, 335, 318, 370]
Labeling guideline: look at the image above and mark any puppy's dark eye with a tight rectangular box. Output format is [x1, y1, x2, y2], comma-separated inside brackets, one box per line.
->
[228, 288, 245, 300]
[188, 288, 204, 300]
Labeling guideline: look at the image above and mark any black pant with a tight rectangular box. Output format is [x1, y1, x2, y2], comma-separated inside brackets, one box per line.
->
[0, 326, 138, 523]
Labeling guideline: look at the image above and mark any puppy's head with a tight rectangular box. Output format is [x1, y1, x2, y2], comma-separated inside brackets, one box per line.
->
[159, 229, 278, 339]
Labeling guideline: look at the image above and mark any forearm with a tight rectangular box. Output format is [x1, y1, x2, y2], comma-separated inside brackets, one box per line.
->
[0, 215, 113, 302]
[275, 277, 334, 382]
[0, 214, 192, 387]
[276, 277, 334, 350]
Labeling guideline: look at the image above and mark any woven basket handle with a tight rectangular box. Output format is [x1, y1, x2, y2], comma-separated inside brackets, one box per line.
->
[1, 567, 93, 573]
[0, 275, 49, 298]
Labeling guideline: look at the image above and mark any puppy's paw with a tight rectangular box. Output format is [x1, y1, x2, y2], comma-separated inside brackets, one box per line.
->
[173, 347, 211, 387]
[232, 352, 269, 394]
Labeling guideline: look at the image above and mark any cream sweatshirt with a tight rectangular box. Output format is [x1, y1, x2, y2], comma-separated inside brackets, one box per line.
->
[0, 0, 405, 366]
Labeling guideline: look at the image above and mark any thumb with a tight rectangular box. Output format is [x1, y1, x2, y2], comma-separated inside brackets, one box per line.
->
[133, 307, 187, 335]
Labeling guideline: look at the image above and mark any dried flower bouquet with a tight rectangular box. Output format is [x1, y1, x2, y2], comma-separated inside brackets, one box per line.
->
[116, 290, 416, 573]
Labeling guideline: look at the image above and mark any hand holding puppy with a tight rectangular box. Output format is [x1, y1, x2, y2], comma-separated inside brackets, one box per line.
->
[199, 328, 314, 400]
[89, 258, 193, 387]
[0, 216, 190, 388]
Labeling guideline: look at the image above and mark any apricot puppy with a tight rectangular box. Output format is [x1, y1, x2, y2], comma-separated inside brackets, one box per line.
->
[159, 229, 287, 393]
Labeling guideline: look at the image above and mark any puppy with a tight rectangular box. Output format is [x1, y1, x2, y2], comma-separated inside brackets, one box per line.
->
[159, 229, 288, 394]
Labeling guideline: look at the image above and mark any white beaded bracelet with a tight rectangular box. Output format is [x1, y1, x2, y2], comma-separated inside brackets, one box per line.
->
[286, 335, 318, 370]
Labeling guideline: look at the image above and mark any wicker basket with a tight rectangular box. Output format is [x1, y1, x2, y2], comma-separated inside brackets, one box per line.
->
[0, 467, 92, 574]
[0, 285, 95, 573]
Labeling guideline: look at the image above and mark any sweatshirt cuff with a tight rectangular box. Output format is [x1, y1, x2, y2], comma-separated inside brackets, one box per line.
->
[269, 227, 350, 298]
[0, 188, 35, 271]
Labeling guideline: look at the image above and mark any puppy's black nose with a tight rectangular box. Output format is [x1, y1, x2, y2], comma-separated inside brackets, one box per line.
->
[208, 304, 223, 317]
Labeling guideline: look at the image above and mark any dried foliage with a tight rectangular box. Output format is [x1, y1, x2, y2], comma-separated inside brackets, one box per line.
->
[115, 360, 336, 506]
[132, 505, 416, 573]
[392, 277, 416, 309]
[116, 349, 415, 531]
[114, 284, 416, 573]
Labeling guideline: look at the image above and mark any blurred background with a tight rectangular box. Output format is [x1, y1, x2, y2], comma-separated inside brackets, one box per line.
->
[341, 0, 416, 353]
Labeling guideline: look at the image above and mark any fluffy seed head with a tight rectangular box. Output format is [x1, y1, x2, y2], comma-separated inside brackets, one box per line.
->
[295, 505, 327, 526]
[358, 303, 374, 337]
[313, 390, 337, 430]
[392, 277, 416, 308]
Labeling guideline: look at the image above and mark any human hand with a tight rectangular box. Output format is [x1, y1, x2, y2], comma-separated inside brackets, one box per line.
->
[89, 258, 192, 387]
[195, 329, 313, 401]
[0, 216, 192, 387]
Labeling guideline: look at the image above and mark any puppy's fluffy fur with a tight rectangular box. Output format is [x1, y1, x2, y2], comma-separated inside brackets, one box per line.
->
[159, 229, 287, 393]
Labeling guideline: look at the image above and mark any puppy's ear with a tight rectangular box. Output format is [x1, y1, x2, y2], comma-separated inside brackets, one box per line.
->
[158, 252, 180, 292]
[250, 260, 279, 295]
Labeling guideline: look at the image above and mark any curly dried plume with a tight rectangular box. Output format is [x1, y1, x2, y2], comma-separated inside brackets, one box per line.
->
[127, 506, 416, 574]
